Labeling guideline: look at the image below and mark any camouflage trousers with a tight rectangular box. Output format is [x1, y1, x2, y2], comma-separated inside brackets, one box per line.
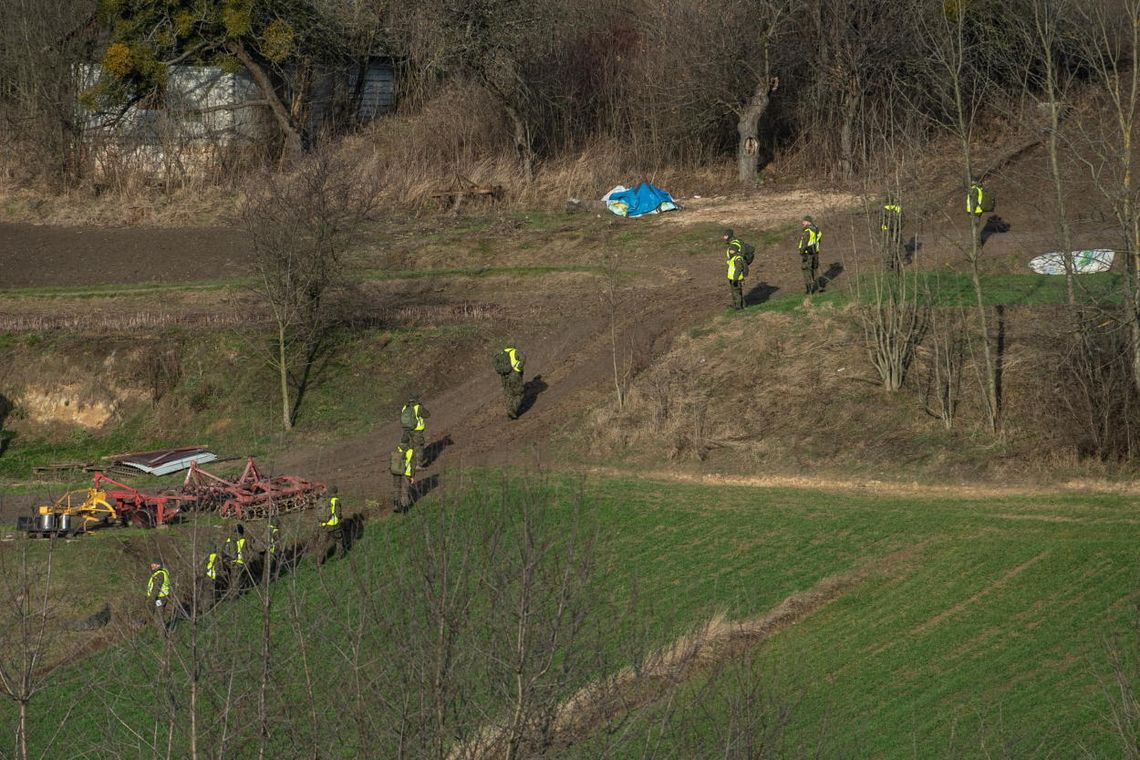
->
[501, 372, 525, 419]
[392, 473, 412, 512]
[728, 279, 745, 310]
[800, 251, 819, 292]
[401, 428, 425, 465]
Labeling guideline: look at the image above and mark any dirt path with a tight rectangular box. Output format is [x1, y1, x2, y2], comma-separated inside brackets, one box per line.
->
[8, 180, 1098, 506]
[580, 467, 1140, 500]
[276, 257, 722, 502]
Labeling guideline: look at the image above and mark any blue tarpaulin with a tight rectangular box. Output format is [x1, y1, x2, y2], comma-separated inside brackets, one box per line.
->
[602, 182, 678, 217]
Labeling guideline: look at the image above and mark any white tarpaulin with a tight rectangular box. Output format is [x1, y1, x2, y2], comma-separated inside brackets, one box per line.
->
[1028, 249, 1115, 275]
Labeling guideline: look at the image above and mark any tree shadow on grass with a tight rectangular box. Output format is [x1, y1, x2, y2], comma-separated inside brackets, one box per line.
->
[289, 332, 344, 427]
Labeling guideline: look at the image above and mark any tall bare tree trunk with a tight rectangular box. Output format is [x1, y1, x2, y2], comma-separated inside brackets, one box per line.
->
[736, 78, 777, 185]
[18, 700, 28, 760]
[257, 521, 274, 759]
[966, 206, 1000, 432]
[941, 7, 1000, 433]
[1081, 0, 1140, 394]
[229, 41, 304, 166]
[504, 103, 535, 183]
[278, 324, 293, 431]
[838, 79, 860, 180]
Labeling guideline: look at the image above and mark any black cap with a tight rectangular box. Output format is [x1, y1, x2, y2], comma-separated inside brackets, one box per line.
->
[329, 485, 338, 495]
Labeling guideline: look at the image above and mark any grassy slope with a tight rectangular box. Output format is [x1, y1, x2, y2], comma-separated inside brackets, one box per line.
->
[572, 481, 1140, 757]
[0, 207, 677, 484]
[0, 324, 481, 482]
[14, 473, 1138, 757]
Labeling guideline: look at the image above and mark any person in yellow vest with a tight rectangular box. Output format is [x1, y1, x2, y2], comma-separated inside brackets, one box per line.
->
[267, 518, 280, 556]
[880, 195, 904, 270]
[966, 179, 986, 217]
[798, 215, 822, 294]
[318, 486, 347, 561]
[147, 561, 171, 610]
[494, 345, 527, 419]
[204, 546, 227, 603]
[400, 396, 430, 465]
[722, 229, 749, 310]
[266, 517, 280, 577]
[390, 442, 416, 513]
[321, 486, 340, 529]
[225, 523, 250, 590]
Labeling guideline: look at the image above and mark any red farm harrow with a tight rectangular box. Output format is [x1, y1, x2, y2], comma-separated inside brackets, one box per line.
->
[95, 472, 196, 527]
[181, 457, 326, 519]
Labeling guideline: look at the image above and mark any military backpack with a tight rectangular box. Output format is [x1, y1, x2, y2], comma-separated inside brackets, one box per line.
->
[390, 448, 407, 475]
[493, 349, 513, 375]
[400, 404, 417, 429]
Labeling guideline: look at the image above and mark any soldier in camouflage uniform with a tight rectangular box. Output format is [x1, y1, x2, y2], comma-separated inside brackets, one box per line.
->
[722, 229, 748, 310]
[390, 441, 415, 513]
[798, 215, 822, 294]
[400, 396, 429, 464]
[494, 345, 526, 419]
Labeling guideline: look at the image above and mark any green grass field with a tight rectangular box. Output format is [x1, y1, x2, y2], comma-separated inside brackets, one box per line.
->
[8, 472, 1137, 758]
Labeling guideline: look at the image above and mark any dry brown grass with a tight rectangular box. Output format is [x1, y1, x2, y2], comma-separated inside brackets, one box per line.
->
[349, 89, 745, 212]
[582, 301, 1132, 484]
[0, 179, 240, 227]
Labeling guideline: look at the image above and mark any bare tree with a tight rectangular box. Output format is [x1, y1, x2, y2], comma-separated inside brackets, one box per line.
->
[601, 252, 630, 410]
[0, 1, 96, 186]
[1071, 0, 1140, 396]
[0, 540, 58, 760]
[1099, 608, 1140, 759]
[857, 263, 929, 392]
[733, 2, 784, 187]
[391, 0, 566, 181]
[240, 148, 378, 431]
[1022, 0, 1082, 309]
[918, 0, 1002, 433]
[924, 303, 970, 430]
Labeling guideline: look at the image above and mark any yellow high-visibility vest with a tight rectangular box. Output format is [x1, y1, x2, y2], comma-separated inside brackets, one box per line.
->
[504, 347, 523, 373]
[206, 552, 220, 581]
[967, 184, 985, 215]
[322, 497, 340, 528]
[881, 203, 902, 231]
[147, 568, 170, 599]
[726, 253, 745, 281]
[801, 225, 821, 253]
[402, 404, 426, 431]
[402, 446, 415, 477]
